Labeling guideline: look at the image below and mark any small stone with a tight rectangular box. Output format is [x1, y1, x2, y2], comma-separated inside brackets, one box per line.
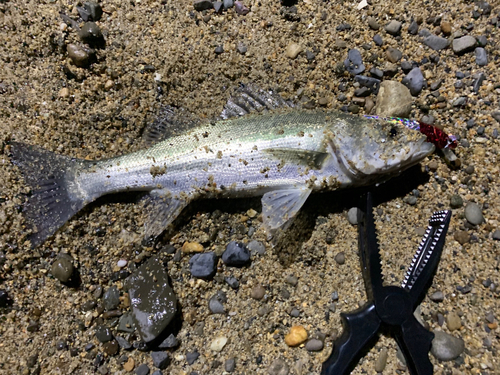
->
[103, 340, 119, 356]
[118, 313, 135, 333]
[186, 350, 199, 365]
[251, 284, 265, 300]
[210, 336, 228, 352]
[214, 45, 224, 54]
[492, 229, 500, 240]
[430, 291, 444, 302]
[446, 312, 462, 331]
[51, 255, 74, 283]
[135, 364, 150, 375]
[373, 34, 383, 46]
[454, 231, 469, 245]
[236, 43, 247, 54]
[67, 43, 93, 68]
[375, 80, 413, 117]
[428, 160, 438, 171]
[77, 2, 103, 21]
[423, 34, 450, 50]
[225, 357, 236, 372]
[285, 43, 303, 59]
[400, 60, 413, 74]
[285, 275, 298, 286]
[452, 35, 476, 54]
[464, 202, 484, 225]
[79, 22, 104, 48]
[440, 21, 452, 35]
[208, 292, 226, 314]
[408, 20, 419, 35]
[367, 17, 380, 30]
[247, 240, 265, 255]
[354, 75, 381, 94]
[305, 339, 323, 352]
[344, 49, 365, 75]
[268, 358, 289, 375]
[234, 1, 249, 15]
[157, 334, 179, 349]
[347, 207, 360, 225]
[95, 326, 113, 343]
[189, 252, 218, 279]
[103, 286, 120, 311]
[450, 195, 463, 208]
[115, 336, 132, 350]
[223, 0, 234, 9]
[475, 47, 488, 66]
[193, 0, 213, 11]
[123, 357, 135, 371]
[285, 326, 308, 347]
[402, 67, 425, 96]
[385, 20, 402, 35]
[431, 331, 465, 361]
[182, 241, 203, 253]
[386, 47, 402, 63]
[222, 241, 250, 266]
[375, 347, 388, 372]
[151, 352, 170, 369]
[225, 276, 239, 289]
[406, 196, 417, 205]
[334, 252, 345, 265]
[59, 87, 70, 98]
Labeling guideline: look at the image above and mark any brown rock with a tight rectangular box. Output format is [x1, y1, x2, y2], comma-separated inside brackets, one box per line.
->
[454, 231, 469, 245]
[123, 357, 134, 371]
[182, 241, 204, 253]
[440, 21, 452, 35]
[251, 284, 266, 300]
[285, 325, 308, 346]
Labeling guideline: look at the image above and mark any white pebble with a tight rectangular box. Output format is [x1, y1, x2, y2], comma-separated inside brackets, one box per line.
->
[210, 336, 228, 352]
[117, 259, 128, 268]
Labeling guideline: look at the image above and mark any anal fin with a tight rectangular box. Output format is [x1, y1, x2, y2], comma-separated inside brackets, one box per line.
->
[261, 187, 312, 237]
[143, 189, 189, 240]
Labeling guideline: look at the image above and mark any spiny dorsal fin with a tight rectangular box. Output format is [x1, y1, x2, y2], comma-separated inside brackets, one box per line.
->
[263, 148, 329, 169]
[221, 83, 295, 119]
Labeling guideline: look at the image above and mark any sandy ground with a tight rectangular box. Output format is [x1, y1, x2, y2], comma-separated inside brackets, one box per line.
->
[0, 0, 499, 374]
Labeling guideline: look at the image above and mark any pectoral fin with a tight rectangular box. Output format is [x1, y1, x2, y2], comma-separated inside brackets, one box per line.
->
[143, 189, 189, 240]
[261, 187, 312, 236]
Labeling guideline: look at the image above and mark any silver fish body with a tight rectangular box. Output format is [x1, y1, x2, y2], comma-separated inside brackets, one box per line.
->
[11, 108, 434, 247]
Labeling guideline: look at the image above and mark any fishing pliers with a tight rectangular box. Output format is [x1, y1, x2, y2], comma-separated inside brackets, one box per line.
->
[322, 192, 452, 375]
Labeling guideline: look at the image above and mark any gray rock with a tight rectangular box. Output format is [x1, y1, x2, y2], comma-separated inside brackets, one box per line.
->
[247, 240, 265, 255]
[402, 67, 425, 96]
[354, 75, 380, 94]
[118, 313, 136, 333]
[375, 347, 388, 372]
[408, 20, 419, 35]
[344, 49, 365, 75]
[151, 352, 170, 369]
[152, 372, 162, 375]
[214, 45, 224, 54]
[67, 43, 94, 68]
[236, 43, 247, 54]
[189, 252, 218, 279]
[367, 17, 380, 30]
[452, 35, 476, 54]
[79, 22, 104, 48]
[450, 195, 463, 209]
[430, 290, 444, 302]
[208, 291, 226, 314]
[223, 0, 234, 9]
[305, 339, 324, 352]
[472, 72, 486, 93]
[268, 358, 289, 375]
[431, 331, 465, 361]
[492, 229, 500, 240]
[423, 35, 450, 50]
[77, 2, 103, 22]
[475, 47, 488, 66]
[125, 256, 177, 343]
[373, 34, 383, 46]
[385, 20, 402, 35]
[465, 202, 484, 225]
[418, 28, 431, 38]
[103, 286, 120, 311]
[193, 0, 213, 11]
[401, 60, 413, 74]
[115, 335, 132, 350]
[225, 276, 239, 289]
[334, 252, 345, 265]
[234, 1, 249, 15]
[375, 80, 413, 117]
[285, 275, 298, 286]
[135, 364, 150, 375]
[477, 35, 487, 47]
[386, 47, 402, 63]
[225, 357, 236, 372]
[186, 350, 199, 365]
[95, 326, 113, 343]
[157, 334, 179, 349]
[222, 241, 250, 266]
[51, 254, 74, 283]
[347, 207, 360, 225]
[453, 97, 467, 107]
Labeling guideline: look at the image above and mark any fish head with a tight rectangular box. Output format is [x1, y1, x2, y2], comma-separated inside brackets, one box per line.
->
[328, 116, 435, 182]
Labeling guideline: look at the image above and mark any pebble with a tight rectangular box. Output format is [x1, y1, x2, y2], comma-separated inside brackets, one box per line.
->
[189, 252, 218, 279]
[210, 336, 228, 352]
[354, 75, 381, 94]
[193, 0, 213, 11]
[284, 325, 308, 346]
[251, 284, 265, 300]
[123, 357, 135, 371]
[103, 286, 120, 311]
[305, 339, 323, 352]
[103, 340, 119, 356]
[236, 43, 247, 54]
[367, 17, 380, 30]
[67, 43, 93, 68]
[182, 241, 203, 253]
[117, 259, 128, 268]
[431, 331, 465, 361]
[402, 67, 425, 96]
[475, 47, 488, 66]
[157, 334, 179, 349]
[59, 87, 70, 98]
[115, 335, 132, 350]
[135, 364, 150, 375]
[222, 241, 250, 266]
[151, 352, 170, 369]
[285, 275, 298, 286]
[385, 20, 402, 35]
[344, 49, 365, 75]
[225, 357, 236, 372]
[289, 307, 300, 317]
[423, 35, 450, 50]
[118, 313, 135, 333]
[334, 252, 345, 265]
[268, 358, 289, 375]
[375, 80, 413, 117]
[492, 229, 500, 240]
[485, 312, 495, 324]
[247, 240, 265, 255]
[440, 21, 452, 35]
[234, 1, 249, 15]
[375, 347, 388, 372]
[208, 292, 226, 314]
[95, 326, 113, 343]
[452, 35, 477, 54]
[386, 47, 402, 63]
[77, 2, 103, 22]
[454, 231, 470, 245]
[223, 0, 234, 9]
[400, 60, 413, 74]
[408, 20, 419, 35]
[430, 291, 444, 302]
[285, 43, 303, 59]
[214, 45, 224, 54]
[186, 350, 199, 365]
[373, 34, 383, 46]
[450, 194, 463, 208]
[79, 22, 104, 48]
[225, 276, 239, 289]
[446, 312, 462, 330]
[464, 202, 484, 225]
[347, 207, 360, 225]
[51, 255, 74, 283]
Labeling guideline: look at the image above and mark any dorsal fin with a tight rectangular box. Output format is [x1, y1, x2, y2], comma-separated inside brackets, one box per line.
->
[142, 106, 199, 146]
[221, 83, 295, 119]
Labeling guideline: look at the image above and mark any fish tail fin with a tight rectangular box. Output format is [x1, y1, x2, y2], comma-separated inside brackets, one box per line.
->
[10, 142, 87, 247]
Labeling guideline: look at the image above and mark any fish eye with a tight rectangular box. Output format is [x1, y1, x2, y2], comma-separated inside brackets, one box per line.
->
[389, 127, 398, 137]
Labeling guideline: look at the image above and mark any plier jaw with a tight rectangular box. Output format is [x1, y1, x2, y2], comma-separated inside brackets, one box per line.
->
[322, 192, 452, 375]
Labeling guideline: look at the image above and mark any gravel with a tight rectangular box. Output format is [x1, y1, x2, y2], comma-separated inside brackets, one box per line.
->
[402, 67, 425, 96]
[431, 331, 465, 361]
[464, 202, 484, 225]
[222, 241, 250, 266]
[452, 35, 477, 54]
[189, 252, 218, 279]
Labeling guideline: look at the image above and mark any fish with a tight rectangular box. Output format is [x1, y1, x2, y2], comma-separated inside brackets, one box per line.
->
[10, 85, 435, 248]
